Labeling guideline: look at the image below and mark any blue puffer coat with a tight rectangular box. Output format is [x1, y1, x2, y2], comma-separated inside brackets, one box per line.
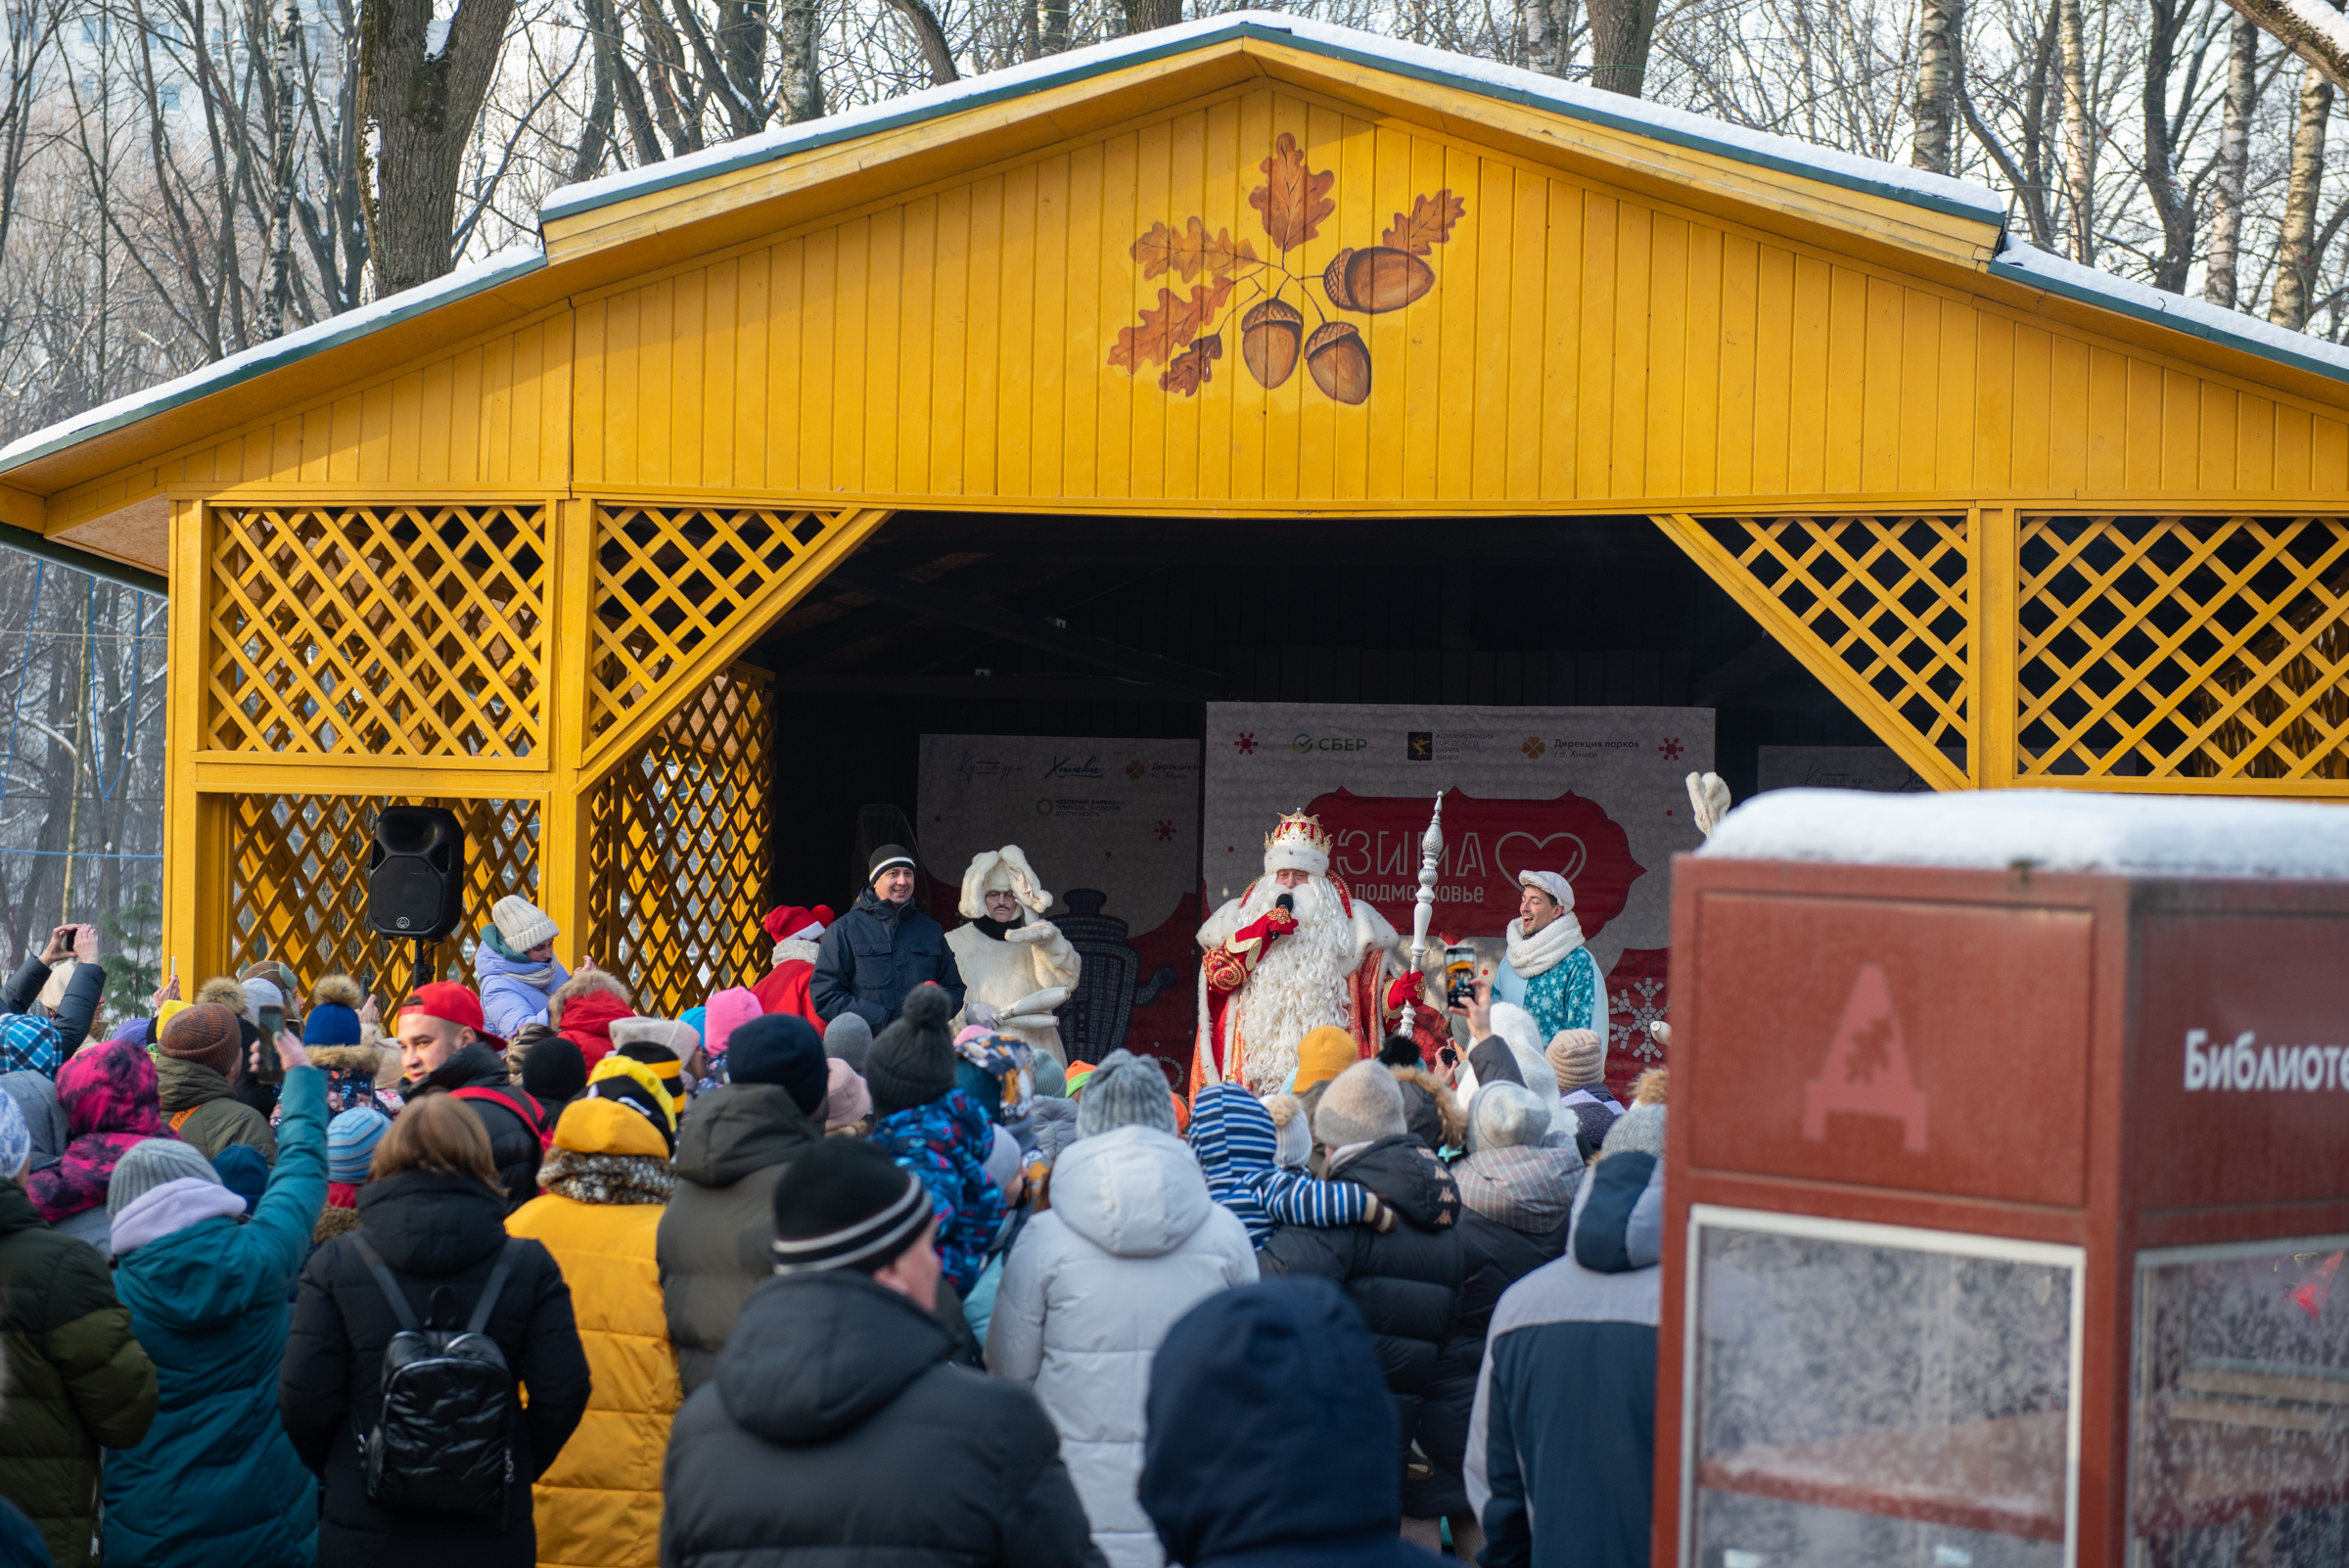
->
[809, 886, 965, 1030]
[104, 1063, 328, 1568]
[474, 937, 570, 1042]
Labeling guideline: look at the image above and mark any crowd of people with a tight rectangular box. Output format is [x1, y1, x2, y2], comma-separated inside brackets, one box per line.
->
[0, 841, 1668, 1568]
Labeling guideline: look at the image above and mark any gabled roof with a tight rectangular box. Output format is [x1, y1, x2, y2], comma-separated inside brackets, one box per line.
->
[8, 11, 2349, 587]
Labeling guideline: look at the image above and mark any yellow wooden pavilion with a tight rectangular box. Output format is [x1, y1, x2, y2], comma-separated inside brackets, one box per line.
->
[2, 12, 2344, 1004]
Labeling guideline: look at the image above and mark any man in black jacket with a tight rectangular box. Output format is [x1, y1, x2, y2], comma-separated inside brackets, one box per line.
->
[1, 923, 106, 1059]
[393, 981, 543, 1211]
[663, 1138, 1102, 1567]
[810, 845, 965, 1031]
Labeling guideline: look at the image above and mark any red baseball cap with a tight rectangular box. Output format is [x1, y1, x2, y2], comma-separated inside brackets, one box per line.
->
[397, 981, 507, 1050]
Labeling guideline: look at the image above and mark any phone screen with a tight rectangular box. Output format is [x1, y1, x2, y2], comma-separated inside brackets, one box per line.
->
[255, 1005, 285, 1082]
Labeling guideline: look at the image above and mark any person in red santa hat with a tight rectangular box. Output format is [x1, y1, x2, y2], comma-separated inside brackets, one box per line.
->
[751, 904, 836, 1029]
[1193, 810, 1423, 1099]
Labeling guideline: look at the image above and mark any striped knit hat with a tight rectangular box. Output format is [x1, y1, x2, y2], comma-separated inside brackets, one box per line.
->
[328, 1108, 391, 1183]
[769, 1138, 932, 1276]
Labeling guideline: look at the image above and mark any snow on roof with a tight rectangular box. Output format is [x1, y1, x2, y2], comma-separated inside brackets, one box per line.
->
[0, 246, 546, 477]
[1992, 237, 2349, 385]
[540, 12, 2008, 228]
[1698, 788, 2349, 880]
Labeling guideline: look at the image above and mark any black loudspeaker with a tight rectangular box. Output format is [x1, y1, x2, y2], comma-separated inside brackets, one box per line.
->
[368, 807, 466, 940]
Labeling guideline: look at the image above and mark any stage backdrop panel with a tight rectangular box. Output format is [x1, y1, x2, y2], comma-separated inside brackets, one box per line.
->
[1204, 704, 1712, 1091]
[917, 735, 1203, 1065]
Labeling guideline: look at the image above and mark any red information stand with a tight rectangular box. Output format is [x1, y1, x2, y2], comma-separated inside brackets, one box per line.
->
[1657, 793, 2349, 1568]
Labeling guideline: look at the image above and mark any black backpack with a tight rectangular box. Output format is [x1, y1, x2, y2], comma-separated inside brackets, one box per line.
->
[352, 1235, 519, 1515]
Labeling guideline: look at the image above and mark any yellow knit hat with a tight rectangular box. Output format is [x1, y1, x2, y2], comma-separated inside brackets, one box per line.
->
[1293, 1026, 1359, 1093]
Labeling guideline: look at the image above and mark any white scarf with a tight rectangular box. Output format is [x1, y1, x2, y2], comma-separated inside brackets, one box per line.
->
[1504, 910, 1587, 979]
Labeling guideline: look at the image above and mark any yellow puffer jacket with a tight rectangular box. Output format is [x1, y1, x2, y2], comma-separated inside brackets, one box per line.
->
[506, 1079, 683, 1568]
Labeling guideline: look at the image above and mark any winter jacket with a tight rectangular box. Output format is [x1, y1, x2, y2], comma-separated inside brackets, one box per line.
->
[750, 939, 824, 1030]
[1466, 1154, 1663, 1568]
[103, 1064, 329, 1568]
[661, 1269, 1105, 1568]
[809, 887, 966, 1031]
[26, 1038, 172, 1257]
[1137, 1278, 1442, 1568]
[278, 1168, 593, 1568]
[154, 1056, 277, 1164]
[1392, 1066, 1465, 1155]
[1184, 1085, 1373, 1248]
[0, 1073, 68, 1166]
[986, 1126, 1256, 1568]
[400, 1041, 543, 1211]
[507, 1093, 682, 1567]
[1410, 1144, 1579, 1521]
[476, 942, 571, 1044]
[868, 1087, 1005, 1297]
[1259, 1134, 1463, 1486]
[0, 1177, 159, 1568]
[557, 991, 631, 1072]
[0, 956, 101, 1059]
[656, 1083, 821, 1395]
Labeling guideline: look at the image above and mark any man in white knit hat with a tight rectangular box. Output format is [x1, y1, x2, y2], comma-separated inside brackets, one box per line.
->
[943, 847, 1082, 1066]
[1491, 869, 1604, 1046]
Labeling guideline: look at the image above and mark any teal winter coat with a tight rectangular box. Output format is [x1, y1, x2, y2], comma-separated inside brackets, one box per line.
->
[103, 1063, 329, 1567]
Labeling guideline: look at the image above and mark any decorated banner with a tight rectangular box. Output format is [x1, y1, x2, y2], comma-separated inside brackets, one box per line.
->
[916, 735, 1203, 1065]
[1204, 704, 1712, 1091]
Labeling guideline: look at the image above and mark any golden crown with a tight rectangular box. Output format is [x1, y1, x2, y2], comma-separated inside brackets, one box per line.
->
[1264, 810, 1334, 854]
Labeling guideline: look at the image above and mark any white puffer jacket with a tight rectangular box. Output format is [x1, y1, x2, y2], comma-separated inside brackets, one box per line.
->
[986, 1124, 1258, 1568]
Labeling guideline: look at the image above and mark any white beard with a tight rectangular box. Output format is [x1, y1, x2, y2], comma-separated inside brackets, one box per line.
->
[1230, 875, 1362, 1095]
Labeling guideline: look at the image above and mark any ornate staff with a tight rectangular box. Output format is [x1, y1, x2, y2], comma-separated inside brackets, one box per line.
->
[1398, 790, 1446, 1040]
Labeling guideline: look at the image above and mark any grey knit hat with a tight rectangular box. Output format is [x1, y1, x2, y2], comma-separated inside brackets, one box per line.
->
[1467, 1081, 1552, 1152]
[106, 1136, 222, 1222]
[1074, 1049, 1177, 1139]
[1599, 1102, 1667, 1161]
[823, 1011, 875, 1073]
[1313, 1059, 1407, 1151]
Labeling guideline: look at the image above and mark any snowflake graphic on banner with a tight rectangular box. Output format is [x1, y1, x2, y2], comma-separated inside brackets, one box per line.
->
[1657, 737, 1683, 761]
[1155, 820, 1176, 841]
[1233, 732, 1258, 755]
[1611, 976, 1668, 1062]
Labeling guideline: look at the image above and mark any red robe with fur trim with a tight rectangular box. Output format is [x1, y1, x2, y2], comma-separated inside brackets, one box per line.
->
[1192, 872, 1407, 1095]
[752, 937, 826, 1030]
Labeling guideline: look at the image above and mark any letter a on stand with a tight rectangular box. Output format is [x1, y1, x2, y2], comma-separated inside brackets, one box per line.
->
[1802, 964, 1929, 1153]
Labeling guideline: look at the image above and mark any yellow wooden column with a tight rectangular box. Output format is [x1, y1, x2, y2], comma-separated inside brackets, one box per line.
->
[1972, 505, 2019, 788]
[536, 496, 598, 957]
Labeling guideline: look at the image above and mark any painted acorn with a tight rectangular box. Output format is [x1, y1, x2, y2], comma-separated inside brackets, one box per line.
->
[1240, 298, 1305, 388]
[1305, 321, 1370, 404]
[1327, 246, 1435, 313]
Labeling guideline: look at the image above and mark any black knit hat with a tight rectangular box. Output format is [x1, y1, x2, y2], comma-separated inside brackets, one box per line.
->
[770, 1138, 931, 1275]
[863, 984, 957, 1118]
[520, 1034, 587, 1106]
[867, 844, 917, 883]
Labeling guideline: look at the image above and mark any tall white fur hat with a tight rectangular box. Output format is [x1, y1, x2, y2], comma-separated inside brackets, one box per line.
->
[958, 847, 1053, 921]
[1263, 811, 1332, 878]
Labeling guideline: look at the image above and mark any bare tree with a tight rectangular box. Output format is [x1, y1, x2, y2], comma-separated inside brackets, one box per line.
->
[1912, 0, 1964, 169]
[356, 0, 518, 291]
[2059, 0, 2096, 259]
[1588, 0, 1659, 93]
[2206, 11, 2259, 300]
[2272, 53, 2332, 322]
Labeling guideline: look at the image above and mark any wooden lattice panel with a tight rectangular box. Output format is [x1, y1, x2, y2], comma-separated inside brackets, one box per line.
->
[2018, 516, 2349, 781]
[1699, 515, 1971, 769]
[228, 794, 540, 997]
[588, 503, 867, 749]
[207, 503, 546, 756]
[584, 666, 775, 1017]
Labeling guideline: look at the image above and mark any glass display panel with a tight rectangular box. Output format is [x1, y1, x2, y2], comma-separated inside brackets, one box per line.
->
[1688, 1215, 2077, 1568]
[2129, 1238, 2349, 1567]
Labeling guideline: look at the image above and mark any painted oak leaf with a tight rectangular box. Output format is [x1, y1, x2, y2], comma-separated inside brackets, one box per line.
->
[1132, 217, 1261, 281]
[1109, 275, 1239, 371]
[1159, 335, 1223, 395]
[1381, 190, 1466, 255]
[1250, 132, 1336, 252]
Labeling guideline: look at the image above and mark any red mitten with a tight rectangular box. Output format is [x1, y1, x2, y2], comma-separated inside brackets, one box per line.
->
[1384, 972, 1425, 1012]
[1234, 907, 1299, 946]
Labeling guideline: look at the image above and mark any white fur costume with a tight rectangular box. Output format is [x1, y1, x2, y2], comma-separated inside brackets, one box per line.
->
[944, 846, 1082, 1066]
[1194, 814, 1401, 1096]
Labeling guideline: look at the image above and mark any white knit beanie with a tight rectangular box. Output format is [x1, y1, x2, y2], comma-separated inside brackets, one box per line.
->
[1313, 1059, 1407, 1151]
[492, 896, 559, 953]
[1467, 1081, 1552, 1152]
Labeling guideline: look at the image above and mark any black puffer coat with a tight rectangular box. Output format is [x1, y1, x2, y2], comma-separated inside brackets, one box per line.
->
[399, 1043, 543, 1212]
[809, 887, 965, 1031]
[662, 1269, 1103, 1568]
[1408, 1146, 1579, 1519]
[278, 1169, 592, 1568]
[0, 953, 102, 1057]
[1259, 1134, 1463, 1483]
[657, 1083, 821, 1394]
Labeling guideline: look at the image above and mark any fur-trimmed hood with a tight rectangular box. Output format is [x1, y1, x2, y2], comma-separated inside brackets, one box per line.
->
[302, 1041, 384, 1076]
[769, 937, 822, 969]
[1392, 1064, 1466, 1152]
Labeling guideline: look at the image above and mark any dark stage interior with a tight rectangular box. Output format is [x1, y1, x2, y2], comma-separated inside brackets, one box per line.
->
[747, 512, 1886, 914]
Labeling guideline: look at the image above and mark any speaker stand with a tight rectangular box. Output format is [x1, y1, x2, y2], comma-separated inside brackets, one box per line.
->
[410, 939, 435, 999]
